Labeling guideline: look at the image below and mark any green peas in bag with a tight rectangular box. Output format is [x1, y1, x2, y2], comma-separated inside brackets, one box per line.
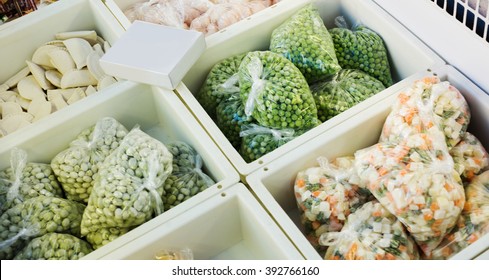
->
[14, 233, 93, 260]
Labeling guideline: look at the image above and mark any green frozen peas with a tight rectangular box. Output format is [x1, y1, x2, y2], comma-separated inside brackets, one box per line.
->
[330, 17, 393, 87]
[310, 69, 385, 122]
[239, 51, 320, 130]
[163, 142, 215, 210]
[85, 227, 131, 250]
[14, 233, 93, 260]
[216, 94, 253, 150]
[197, 53, 247, 120]
[270, 4, 341, 82]
[0, 196, 85, 259]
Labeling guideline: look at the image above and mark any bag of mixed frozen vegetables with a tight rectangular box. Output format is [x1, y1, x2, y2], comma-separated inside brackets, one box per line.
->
[0, 148, 63, 215]
[14, 233, 93, 260]
[239, 51, 320, 130]
[239, 124, 299, 162]
[319, 201, 420, 260]
[162, 141, 215, 210]
[197, 53, 247, 120]
[51, 117, 128, 203]
[80, 127, 173, 235]
[270, 4, 341, 83]
[310, 69, 385, 122]
[216, 86, 253, 150]
[355, 109, 465, 255]
[380, 77, 470, 148]
[450, 132, 488, 182]
[294, 156, 373, 253]
[430, 171, 489, 259]
[329, 16, 393, 87]
[0, 196, 85, 259]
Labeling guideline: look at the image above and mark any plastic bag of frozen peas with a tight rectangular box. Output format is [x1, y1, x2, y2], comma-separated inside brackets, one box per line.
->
[50, 117, 128, 203]
[269, 4, 341, 83]
[80, 127, 173, 235]
[294, 156, 373, 253]
[14, 233, 93, 260]
[320, 201, 420, 260]
[0, 148, 63, 214]
[430, 171, 489, 259]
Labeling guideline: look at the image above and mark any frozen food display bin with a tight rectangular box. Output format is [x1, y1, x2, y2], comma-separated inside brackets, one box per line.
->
[175, 0, 445, 181]
[0, 0, 124, 141]
[83, 183, 304, 260]
[372, 0, 489, 95]
[0, 81, 240, 257]
[246, 65, 489, 260]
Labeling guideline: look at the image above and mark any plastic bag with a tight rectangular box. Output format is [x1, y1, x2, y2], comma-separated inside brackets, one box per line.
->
[155, 247, 194, 260]
[380, 77, 470, 148]
[294, 156, 373, 254]
[190, 1, 267, 35]
[0, 196, 85, 259]
[163, 142, 215, 210]
[270, 4, 341, 83]
[310, 69, 385, 122]
[329, 16, 393, 87]
[320, 201, 420, 260]
[197, 53, 247, 120]
[124, 0, 212, 29]
[239, 124, 300, 162]
[51, 117, 128, 203]
[216, 93, 253, 149]
[13, 233, 93, 260]
[80, 127, 173, 235]
[430, 171, 489, 259]
[239, 51, 320, 129]
[0, 148, 63, 214]
[85, 227, 131, 250]
[354, 126, 465, 255]
[450, 132, 489, 182]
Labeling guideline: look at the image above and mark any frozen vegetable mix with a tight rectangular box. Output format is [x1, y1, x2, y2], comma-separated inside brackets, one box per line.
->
[239, 124, 299, 162]
[270, 4, 341, 82]
[198, 53, 247, 120]
[80, 127, 173, 235]
[0, 148, 63, 214]
[239, 51, 320, 129]
[0, 196, 85, 259]
[294, 156, 373, 253]
[450, 132, 489, 182]
[430, 171, 489, 259]
[354, 127, 465, 255]
[216, 94, 253, 149]
[163, 142, 215, 210]
[14, 233, 93, 260]
[310, 69, 385, 122]
[380, 77, 470, 148]
[320, 201, 420, 260]
[330, 17, 393, 87]
[51, 117, 128, 203]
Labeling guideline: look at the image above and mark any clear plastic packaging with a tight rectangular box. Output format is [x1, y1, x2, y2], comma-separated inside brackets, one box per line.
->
[294, 156, 373, 254]
[239, 51, 320, 130]
[14, 233, 93, 260]
[450, 132, 489, 182]
[216, 93, 253, 149]
[51, 117, 128, 203]
[155, 247, 194, 260]
[329, 16, 393, 87]
[320, 201, 420, 260]
[310, 69, 385, 122]
[269, 4, 341, 83]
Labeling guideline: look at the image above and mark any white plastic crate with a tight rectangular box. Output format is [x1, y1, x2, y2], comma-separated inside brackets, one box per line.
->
[176, 0, 445, 180]
[373, 0, 489, 96]
[0, 0, 124, 141]
[83, 183, 304, 260]
[0, 80, 240, 257]
[246, 65, 489, 260]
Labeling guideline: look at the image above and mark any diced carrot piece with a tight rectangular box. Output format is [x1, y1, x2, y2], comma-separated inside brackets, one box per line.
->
[468, 234, 478, 244]
[296, 179, 305, 188]
[430, 202, 439, 211]
[424, 213, 433, 221]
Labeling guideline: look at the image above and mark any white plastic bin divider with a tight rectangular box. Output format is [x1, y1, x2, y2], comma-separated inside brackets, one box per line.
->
[0, 81, 240, 256]
[176, 0, 445, 180]
[0, 0, 125, 142]
[474, 246, 489, 260]
[373, 0, 489, 96]
[83, 183, 304, 260]
[245, 64, 489, 260]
